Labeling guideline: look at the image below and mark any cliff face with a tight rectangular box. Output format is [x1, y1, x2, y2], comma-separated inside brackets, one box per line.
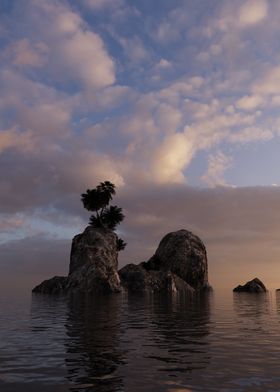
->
[119, 229, 210, 293]
[33, 228, 210, 295]
[67, 226, 121, 293]
[33, 226, 121, 294]
[69, 226, 118, 275]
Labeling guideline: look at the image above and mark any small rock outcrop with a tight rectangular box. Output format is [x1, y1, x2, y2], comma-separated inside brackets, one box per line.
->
[33, 226, 121, 295]
[119, 229, 210, 293]
[233, 278, 267, 293]
[32, 276, 68, 295]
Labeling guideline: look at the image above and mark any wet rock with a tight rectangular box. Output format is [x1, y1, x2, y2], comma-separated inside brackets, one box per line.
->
[233, 278, 267, 293]
[119, 263, 195, 294]
[32, 276, 68, 295]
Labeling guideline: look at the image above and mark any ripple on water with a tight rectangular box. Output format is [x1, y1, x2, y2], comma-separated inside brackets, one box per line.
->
[0, 290, 280, 391]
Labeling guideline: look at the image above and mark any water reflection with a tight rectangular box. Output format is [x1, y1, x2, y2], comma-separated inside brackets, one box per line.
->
[275, 291, 280, 313]
[148, 293, 211, 369]
[233, 292, 270, 317]
[64, 293, 125, 392]
[31, 293, 67, 333]
[22, 290, 280, 391]
[233, 292, 271, 334]
[120, 292, 212, 391]
[29, 294, 68, 388]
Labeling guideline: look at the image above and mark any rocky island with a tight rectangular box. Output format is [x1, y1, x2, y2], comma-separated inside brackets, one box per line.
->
[33, 226, 210, 295]
[32, 181, 211, 295]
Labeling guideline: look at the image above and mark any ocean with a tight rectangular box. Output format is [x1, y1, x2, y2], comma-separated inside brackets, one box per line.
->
[0, 288, 280, 391]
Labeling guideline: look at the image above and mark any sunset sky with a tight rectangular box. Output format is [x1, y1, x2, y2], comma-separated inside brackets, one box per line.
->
[1, 0, 280, 290]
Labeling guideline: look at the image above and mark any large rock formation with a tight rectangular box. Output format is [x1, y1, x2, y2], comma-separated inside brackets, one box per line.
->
[33, 228, 210, 295]
[119, 229, 210, 292]
[33, 226, 121, 294]
[233, 278, 267, 293]
[67, 226, 121, 293]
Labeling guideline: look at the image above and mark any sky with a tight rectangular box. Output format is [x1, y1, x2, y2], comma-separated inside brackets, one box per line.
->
[1, 0, 280, 290]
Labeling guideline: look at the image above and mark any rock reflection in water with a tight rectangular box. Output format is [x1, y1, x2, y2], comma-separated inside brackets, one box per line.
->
[233, 292, 271, 333]
[121, 292, 212, 391]
[275, 291, 280, 314]
[64, 293, 125, 392]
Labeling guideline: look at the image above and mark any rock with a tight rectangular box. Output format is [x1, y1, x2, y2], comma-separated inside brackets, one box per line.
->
[119, 263, 195, 294]
[143, 229, 209, 290]
[233, 278, 267, 293]
[32, 276, 68, 295]
[33, 226, 121, 294]
[119, 229, 210, 293]
[69, 226, 119, 275]
[33, 227, 210, 295]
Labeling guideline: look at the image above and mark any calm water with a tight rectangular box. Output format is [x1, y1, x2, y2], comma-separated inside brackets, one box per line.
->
[1, 289, 280, 392]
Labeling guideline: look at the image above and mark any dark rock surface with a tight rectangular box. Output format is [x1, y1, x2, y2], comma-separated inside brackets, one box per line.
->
[119, 263, 195, 294]
[32, 276, 68, 294]
[233, 278, 267, 293]
[143, 229, 209, 290]
[119, 229, 210, 293]
[67, 226, 121, 293]
[32, 226, 121, 295]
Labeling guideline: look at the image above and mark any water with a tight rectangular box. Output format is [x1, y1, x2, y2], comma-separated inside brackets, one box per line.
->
[1, 289, 280, 392]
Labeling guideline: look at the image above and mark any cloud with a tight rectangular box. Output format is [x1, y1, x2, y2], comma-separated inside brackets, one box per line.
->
[118, 36, 149, 63]
[253, 65, 280, 95]
[236, 95, 264, 111]
[0, 215, 24, 233]
[84, 0, 124, 10]
[0, 127, 35, 154]
[4, 39, 48, 67]
[229, 126, 273, 144]
[155, 59, 172, 69]
[239, 0, 268, 27]
[27, 1, 115, 89]
[201, 151, 233, 187]
[154, 103, 182, 134]
[152, 132, 194, 184]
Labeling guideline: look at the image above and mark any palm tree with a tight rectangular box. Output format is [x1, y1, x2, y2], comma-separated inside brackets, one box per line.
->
[116, 237, 127, 251]
[102, 205, 125, 230]
[81, 181, 126, 251]
[81, 188, 106, 214]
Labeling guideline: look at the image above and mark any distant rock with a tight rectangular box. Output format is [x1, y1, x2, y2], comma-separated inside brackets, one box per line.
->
[32, 226, 121, 295]
[119, 229, 210, 293]
[233, 278, 267, 293]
